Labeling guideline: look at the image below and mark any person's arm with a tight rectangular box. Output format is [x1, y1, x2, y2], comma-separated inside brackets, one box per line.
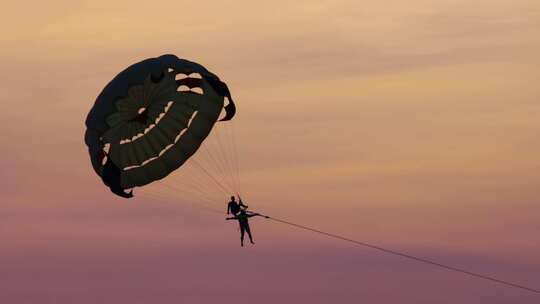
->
[238, 195, 248, 208]
[227, 203, 230, 214]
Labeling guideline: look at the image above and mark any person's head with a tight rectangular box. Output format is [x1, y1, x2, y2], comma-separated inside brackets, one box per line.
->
[239, 209, 246, 215]
[230, 196, 235, 201]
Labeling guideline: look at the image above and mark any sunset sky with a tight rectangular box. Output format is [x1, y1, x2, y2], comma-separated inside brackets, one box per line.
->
[1, 1, 539, 303]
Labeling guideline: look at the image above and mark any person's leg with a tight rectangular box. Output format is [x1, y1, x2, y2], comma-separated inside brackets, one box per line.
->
[245, 224, 254, 244]
[240, 224, 245, 247]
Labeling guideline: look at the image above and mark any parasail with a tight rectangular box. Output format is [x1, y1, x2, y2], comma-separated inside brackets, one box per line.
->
[84, 54, 237, 198]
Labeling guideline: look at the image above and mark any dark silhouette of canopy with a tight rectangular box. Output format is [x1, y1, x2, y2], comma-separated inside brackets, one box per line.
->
[85, 54, 235, 198]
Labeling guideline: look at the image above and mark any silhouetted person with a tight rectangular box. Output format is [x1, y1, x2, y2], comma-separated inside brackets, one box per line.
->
[226, 210, 266, 247]
[227, 195, 247, 216]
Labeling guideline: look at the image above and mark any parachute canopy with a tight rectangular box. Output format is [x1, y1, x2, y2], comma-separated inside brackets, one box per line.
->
[85, 54, 236, 198]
